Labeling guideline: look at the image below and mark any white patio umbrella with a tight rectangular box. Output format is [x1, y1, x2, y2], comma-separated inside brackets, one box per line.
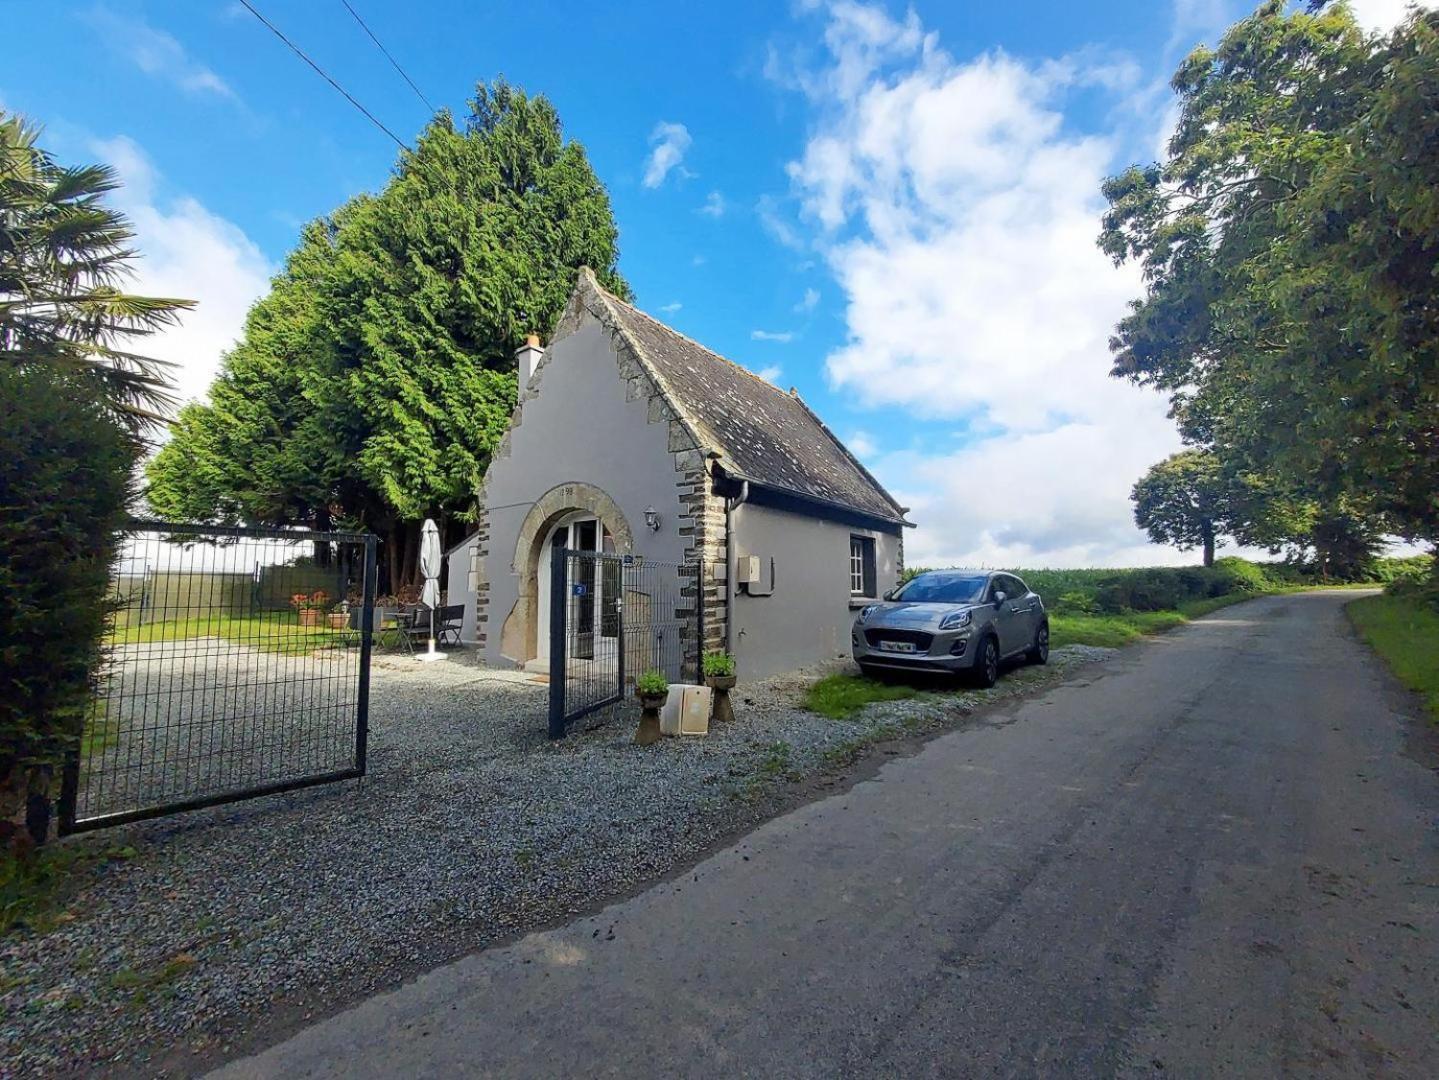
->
[416, 517, 446, 662]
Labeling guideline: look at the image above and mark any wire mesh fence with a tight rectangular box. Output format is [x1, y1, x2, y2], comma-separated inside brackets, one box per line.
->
[547, 549, 702, 737]
[59, 521, 375, 834]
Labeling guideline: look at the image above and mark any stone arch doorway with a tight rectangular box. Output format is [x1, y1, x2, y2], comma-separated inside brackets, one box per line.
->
[499, 482, 635, 664]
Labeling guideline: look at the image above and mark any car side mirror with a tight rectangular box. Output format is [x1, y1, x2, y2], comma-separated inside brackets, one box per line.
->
[993, 590, 1007, 607]
[882, 588, 896, 601]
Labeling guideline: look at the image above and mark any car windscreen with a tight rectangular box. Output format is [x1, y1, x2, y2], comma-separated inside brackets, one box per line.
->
[896, 574, 988, 604]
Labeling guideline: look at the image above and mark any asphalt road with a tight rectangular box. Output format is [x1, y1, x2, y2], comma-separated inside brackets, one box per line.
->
[216, 592, 1439, 1078]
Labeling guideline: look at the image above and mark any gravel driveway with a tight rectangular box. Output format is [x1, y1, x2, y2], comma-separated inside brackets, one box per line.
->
[1, 645, 1111, 1077]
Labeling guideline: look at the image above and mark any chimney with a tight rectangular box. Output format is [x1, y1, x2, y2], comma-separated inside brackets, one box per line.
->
[516, 333, 544, 390]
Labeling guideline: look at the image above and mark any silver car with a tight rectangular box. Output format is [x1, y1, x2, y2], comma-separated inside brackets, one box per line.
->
[852, 569, 1049, 688]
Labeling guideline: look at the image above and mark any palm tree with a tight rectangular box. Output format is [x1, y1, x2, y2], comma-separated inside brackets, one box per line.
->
[0, 110, 193, 430]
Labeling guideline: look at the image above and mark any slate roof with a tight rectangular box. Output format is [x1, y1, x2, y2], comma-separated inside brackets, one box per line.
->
[572, 268, 909, 527]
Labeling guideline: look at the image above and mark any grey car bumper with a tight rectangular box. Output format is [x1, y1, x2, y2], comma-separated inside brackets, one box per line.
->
[851, 627, 979, 673]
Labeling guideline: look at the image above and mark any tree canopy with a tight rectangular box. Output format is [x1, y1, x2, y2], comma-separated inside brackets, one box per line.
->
[147, 81, 630, 586]
[0, 111, 191, 431]
[1101, 1, 1439, 557]
[1131, 451, 1233, 567]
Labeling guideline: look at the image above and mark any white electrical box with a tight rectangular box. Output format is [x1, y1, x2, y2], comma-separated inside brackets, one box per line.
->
[736, 555, 761, 583]
[660, 684, 712, 737]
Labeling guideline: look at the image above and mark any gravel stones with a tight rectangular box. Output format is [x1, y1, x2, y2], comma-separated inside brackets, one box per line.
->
[0, 645, 1111, 1076]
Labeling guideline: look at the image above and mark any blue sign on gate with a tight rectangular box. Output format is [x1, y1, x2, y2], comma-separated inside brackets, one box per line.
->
[572, 583, 587, 596]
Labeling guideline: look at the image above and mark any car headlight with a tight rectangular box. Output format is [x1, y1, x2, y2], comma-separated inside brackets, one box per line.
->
[939, 609, 972, 631]
[859, 604, 879, 622]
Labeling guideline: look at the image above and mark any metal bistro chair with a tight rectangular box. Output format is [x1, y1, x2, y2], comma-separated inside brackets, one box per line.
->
[401, 604, 464, 651]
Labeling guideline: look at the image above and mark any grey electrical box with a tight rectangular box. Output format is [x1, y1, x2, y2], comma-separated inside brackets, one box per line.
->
[736, 555, 761, 584]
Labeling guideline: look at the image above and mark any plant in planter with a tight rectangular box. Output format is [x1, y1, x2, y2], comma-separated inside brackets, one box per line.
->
[634, 669, 669, 746]
[327, 599, 350, 630]
[289, 590, 328, 627]
[702, 650, 738, 724]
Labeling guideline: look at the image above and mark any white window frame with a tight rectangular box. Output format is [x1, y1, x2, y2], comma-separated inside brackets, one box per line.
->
[850, 535, 875, 597]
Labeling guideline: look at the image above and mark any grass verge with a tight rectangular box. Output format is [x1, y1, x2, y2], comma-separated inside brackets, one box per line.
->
[804, 675, 925, 720]
[1051, 591, 1272, 648]
[1347, 594, 1439, 720]
[2, 842, 137, 939]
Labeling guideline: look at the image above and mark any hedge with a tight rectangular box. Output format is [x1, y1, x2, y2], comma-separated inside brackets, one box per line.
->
[0, 366, 134, 847]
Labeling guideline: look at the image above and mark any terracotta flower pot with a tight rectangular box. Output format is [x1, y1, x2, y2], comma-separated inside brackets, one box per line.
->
[705, 674, 737, 724]
[297, 608, 321, 627]
[634, 690, 667, 746]
[327, 613, 349, 630]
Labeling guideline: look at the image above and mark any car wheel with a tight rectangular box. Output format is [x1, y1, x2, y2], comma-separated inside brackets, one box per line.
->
[1026, 622, 1050, 665]
[971, 635, 999, 689]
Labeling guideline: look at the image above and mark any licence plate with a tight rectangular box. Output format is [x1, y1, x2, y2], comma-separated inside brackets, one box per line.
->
[878, 640, 917, 653]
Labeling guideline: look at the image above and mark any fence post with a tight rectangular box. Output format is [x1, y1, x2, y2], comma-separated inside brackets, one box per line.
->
[355, 533, 377, 775]
[616, 578, 626, 704]
[694, 559, 705, 683]
[547, 547, 569, 739]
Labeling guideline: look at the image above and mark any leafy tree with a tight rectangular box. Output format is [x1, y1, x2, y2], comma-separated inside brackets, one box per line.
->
[148, 213, 368, 530]
[146, 80, 630, 588]
[0, 111, 191, 431]
[1100, 3, 1439, 563]
[0, 116, 175, 843]
[1, 366, 135, 846]
[1132, 451, 1235, 566]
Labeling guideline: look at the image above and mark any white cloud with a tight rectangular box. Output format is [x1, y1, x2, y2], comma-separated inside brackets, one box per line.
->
[846, 429, 877, 458]
[755, 365, 784, 383]
[87, 5, 238, 102]
[1348, 0, 1434, 31]
[643, 121, 692, 188]
[779, 1, 1189, 568]
[91, 136, 273, 410]
[756, 194, 805, 250]
[659, 301, 683, 314]
[698, 190, 726, 217]
[691, 254, 707, 267]
[795, 287, 821, 313]
[751, 329, 795, 343]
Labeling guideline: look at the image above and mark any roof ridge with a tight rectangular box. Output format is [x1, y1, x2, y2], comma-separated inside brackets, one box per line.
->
[585, 272, 799, 401]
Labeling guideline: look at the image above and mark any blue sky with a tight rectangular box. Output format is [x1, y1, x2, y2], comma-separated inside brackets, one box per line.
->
[4, 0, 1420, 566]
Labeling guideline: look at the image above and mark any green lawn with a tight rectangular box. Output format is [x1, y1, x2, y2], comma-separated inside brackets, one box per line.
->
[106, 613, 356, 656]
[1348, 593, 1439, 720]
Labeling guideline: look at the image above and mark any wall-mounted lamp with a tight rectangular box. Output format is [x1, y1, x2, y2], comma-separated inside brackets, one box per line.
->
[644, 506, 662, 532]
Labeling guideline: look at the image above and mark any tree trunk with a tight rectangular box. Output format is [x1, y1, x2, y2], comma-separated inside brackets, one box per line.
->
[1202, 526, 1215, 568]
[312, 506, 333, 567]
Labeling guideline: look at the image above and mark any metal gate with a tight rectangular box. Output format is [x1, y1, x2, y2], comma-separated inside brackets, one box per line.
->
[59, 520, 376, 834]
[547, 548, 702, 737]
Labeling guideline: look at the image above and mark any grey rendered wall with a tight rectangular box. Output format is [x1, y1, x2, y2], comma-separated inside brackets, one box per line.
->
[730, 502, 902, 680]
[480, 313, 691, 666]
[446, 534, 480, 644]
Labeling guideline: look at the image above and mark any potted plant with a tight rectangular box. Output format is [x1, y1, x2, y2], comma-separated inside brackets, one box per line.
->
[290, 590, 327, 627]
[634, 669, 669, 746]
[327, 599, 350, 630]
[702, 650, 738, 724]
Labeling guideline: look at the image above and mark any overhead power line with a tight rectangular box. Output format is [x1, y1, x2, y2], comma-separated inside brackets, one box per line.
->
[339, 0, 436, 114]
[234, 0, 412, 152]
